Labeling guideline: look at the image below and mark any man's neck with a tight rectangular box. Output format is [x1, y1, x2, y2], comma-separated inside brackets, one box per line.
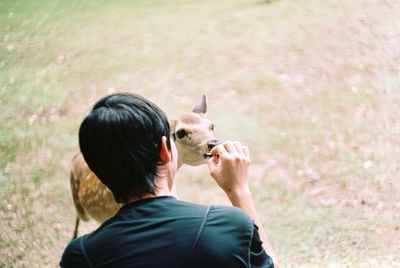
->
[125, 175, 172, 204]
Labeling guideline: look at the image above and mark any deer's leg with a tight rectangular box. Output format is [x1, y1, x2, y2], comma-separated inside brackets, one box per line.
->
[72, 215, 80, 239]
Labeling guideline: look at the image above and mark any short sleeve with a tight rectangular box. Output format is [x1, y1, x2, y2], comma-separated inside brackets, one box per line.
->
[60, 237, 88, 268]
[249, 224, 275, 268]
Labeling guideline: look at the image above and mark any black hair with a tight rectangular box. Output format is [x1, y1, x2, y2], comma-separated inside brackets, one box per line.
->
[79, 93, 171, 203]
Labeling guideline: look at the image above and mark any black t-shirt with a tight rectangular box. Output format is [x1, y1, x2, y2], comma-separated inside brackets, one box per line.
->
[61, 196, 274, 268]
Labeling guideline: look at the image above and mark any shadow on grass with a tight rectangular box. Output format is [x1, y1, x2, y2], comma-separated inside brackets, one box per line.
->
[256, 0, 281, 5]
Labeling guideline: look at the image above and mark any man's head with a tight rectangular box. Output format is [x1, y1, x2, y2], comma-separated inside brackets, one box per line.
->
[79, 93, 172, 203]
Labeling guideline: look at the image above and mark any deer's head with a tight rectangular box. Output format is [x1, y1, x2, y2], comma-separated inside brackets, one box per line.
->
[169, 95, 219, 167]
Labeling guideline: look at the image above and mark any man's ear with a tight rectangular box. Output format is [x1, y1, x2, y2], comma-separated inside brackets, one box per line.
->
[159, 136, 171, 164]
[192, 94, 207, 114]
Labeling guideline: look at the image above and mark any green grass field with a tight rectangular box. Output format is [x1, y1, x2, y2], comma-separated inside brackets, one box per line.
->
[1, 0, 399, 267]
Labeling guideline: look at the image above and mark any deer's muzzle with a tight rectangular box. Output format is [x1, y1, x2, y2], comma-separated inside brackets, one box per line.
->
[204, 139, 220, 158]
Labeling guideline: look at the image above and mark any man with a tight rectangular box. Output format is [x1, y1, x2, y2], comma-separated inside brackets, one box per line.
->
[61, 93, 279, 268]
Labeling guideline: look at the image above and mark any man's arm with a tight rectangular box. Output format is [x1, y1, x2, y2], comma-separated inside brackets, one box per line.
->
[207, 141, 280, 268]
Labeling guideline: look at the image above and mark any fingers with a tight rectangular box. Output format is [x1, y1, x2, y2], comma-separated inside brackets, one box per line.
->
[208, 140, 251, 194]
[242, 145, 250, 159]
[210, 141, 250, 161]
[233, 141, 244, 155]
[210, 143, 228, 157]
[221, 141, 247, 155]
[223, 141, 236, 154]
[207, 156, 217, 173]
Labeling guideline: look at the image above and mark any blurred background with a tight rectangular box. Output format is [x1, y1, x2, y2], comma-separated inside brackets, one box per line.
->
[0, 0, 399, 267]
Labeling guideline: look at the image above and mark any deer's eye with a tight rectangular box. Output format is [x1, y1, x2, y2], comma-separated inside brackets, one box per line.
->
[210, 124, 215, 131]
[176, 129, 187, 139]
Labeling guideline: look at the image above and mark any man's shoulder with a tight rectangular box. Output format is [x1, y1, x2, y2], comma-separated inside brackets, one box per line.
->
[174, 199, 252, 226]
[60, 236, 88, 267]
[167, 199, 254, 235]
[190, 206, 257, 267]
[207, 205, 254, 232]
[210, 205, 252, 221]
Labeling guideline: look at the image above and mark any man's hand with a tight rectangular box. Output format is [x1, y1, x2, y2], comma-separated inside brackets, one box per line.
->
[207, 141, 281, 268]
[207, 141, 251, 197]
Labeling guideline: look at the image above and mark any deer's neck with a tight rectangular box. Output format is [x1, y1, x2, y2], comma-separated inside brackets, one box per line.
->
[177, 158, 183, 169]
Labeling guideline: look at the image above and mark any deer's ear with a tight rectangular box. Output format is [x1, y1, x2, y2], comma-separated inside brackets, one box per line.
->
[192, 94, 207, 114]
[169, 119, 177, 130]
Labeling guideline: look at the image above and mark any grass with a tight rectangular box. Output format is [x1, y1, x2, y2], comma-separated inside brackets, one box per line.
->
[1, 0, 400, 267]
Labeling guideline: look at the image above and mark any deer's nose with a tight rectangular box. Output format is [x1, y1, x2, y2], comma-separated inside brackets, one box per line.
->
[207, 139, 220, 151]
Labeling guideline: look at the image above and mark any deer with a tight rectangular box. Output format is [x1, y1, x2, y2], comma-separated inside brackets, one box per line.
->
[69, 94, 219, 239]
